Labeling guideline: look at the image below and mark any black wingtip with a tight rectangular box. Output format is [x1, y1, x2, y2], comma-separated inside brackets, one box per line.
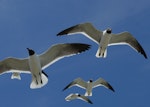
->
[57, 28, 69, 36]
[62, 87, 67, 91]
[107, 82, 115, 92]
[62, 84, 71, 91]
[57, 32, 65, 36]
[110, 86, 115, 92]
[144, 55, 148, 59]
[109, 84, 115, 92]
[138, 43, 148, 59]
[68, 43, 91, 54]
[78, 44, 91, 53]
[142, 52, 148, 59]
[88, 99, 93, 104]
[57, 31, 67, 36]
[57, 24, 78, 36]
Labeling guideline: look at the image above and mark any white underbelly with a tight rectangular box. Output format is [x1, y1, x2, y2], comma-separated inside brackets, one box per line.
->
[85, 83, 93, 96]
[100, 34, 111, 48]
[28, 55, 41, 74]
[96, 33, 112, 58]
[28, 54, 48, 89]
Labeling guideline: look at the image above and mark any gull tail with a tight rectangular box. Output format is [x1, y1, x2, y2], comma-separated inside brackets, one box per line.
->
[11, 72, 21, 80]
[30, 71, 48, 89]
[96, 47, 107, 58]
[85, 92, 92, 96]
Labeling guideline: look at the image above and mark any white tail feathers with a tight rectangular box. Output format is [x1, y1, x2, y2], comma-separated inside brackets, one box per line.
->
[30, 72, 48, 89]
[85, 92, 92, 96]
[103, 49, 107, 58]
[11, 72, 21, 80]
[96, 47, 107, 58]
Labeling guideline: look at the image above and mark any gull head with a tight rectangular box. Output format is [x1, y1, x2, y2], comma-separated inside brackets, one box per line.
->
[26, 48, 35, 56]
[77, 94, 81, 97]
[89, 79, 93, 83]
[106, 28, 112, 34]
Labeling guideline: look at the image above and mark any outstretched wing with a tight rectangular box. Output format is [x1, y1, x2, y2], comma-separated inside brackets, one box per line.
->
[57, 22, 102, 44]
[0, 57, 30, 75]
[109, 32, 147, 59]
[39, 43, 90, 69]
[65, 93, 93, 104]
[63, 78, 87, 91]
[79, 95, 93, 104]
[93, 78, 115, 92]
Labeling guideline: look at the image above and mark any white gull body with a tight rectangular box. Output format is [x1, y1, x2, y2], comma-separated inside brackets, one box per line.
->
[63, 78, 115, 96]
[57, 22, 147, 59]
[0, 43, 90, 89]
[65, 93, 93, 104]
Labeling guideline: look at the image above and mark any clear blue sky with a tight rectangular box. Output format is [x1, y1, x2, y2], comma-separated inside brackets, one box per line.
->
[0, 0, 150, 107]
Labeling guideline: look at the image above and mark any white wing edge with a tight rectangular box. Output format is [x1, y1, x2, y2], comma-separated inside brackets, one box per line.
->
[0, 70, 30, 75]
[67, 32, 99, 44]
[75, 84, 86, 89]
[93, 84, 103, 88]
[41, 53, 77, 70]
[108, 42, 138, 52]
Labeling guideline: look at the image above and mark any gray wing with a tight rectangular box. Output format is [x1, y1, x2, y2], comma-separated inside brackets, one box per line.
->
[65, 93, 93, 104]
[63, 78, 87, 91]
[0, 57, 30, 75]
[79, 95, 93, 104]
[92, 78, 115, 92]
[57, 22, 102, 44]
[39, 43, 90, 69]
[65, 93, 76, 101]
[109, 32, 147, 59]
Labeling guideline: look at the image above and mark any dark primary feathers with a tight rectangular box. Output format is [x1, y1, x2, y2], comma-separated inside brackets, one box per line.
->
[0, 43, 91, 75]
[110, 32, 147, 59]
[57, 22, 101, 44]
[57, 24, 78, 35]
[62, 78, 86, 91]
[65, 93, 93, 104]
[39, 43, 91, 69]
[68, 43, 91, 53]
[93, 78, 115, 92]
[78, 95, 93, 104]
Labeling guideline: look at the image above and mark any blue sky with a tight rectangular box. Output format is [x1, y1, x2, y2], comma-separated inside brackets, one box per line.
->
[0, 0, 150, 107]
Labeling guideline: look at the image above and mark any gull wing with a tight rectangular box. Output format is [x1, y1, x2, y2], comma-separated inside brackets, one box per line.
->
[57, 22, 102, 44]
[92, 78, 115, 92]
[63, 78, 87, 91]
[65, 93, 93, 104]
[0, 57, 30, 75]
[39, 43, 90, 69]
[109, 32, 147, 59]
[78, 94, 93, 104]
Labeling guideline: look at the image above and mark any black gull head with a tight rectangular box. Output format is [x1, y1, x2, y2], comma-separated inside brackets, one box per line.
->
[106, 28, 112, 34]
[27, 48, 35, 56]
[89, 79, 93, 83]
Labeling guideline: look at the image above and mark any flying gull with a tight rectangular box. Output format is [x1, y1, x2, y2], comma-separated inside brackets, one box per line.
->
[63, 77, 115, 96]
[65, 93, 93, 104]
[57, 22, 147, 59]
[0, 43, 90, 89]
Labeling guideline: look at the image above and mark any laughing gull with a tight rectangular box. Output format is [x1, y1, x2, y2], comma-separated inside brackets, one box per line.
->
[57, 22, 147, 59]
[0, 43, 90, 89]
[63, 78, 115, 96]
[65, 93, 93, 104]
